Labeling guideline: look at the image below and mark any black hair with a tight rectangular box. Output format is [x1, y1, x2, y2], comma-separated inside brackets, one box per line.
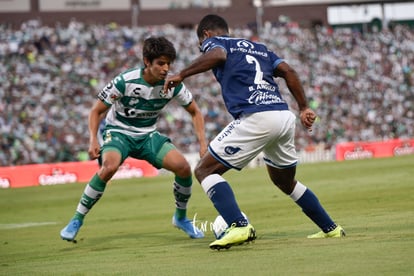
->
[196, 14, 229, 39]
[143, 36, 176, 63]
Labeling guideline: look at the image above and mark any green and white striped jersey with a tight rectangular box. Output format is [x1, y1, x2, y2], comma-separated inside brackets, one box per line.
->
[98, 67, 193, 137]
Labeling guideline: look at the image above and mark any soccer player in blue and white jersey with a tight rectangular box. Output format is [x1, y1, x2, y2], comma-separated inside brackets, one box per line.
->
[60, 37, 207, 242]
[165, 14, 345, 250]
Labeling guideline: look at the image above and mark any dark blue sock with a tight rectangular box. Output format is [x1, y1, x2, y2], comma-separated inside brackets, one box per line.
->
[296, 189, 336, 233]
[206, 181, 247, 227]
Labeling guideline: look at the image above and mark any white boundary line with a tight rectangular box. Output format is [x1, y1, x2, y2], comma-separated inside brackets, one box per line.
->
[0, 222, 58, 230]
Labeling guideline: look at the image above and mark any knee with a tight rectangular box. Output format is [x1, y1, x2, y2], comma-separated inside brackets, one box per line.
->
[174, 161, 192, 178]
[99, 160, 120, 181]
[194, 163, 207, 183]
[274, 179, 296, 195]
[268, 166, 297, 195]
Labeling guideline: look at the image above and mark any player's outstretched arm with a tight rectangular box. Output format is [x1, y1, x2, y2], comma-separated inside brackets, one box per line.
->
[164, 47, 226, 91]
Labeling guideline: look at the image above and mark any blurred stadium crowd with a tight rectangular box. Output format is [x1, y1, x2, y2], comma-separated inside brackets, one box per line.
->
[1, 19, 413, 166]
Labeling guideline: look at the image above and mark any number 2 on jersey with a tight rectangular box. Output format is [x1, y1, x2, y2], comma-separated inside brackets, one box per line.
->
[245, 55, 267, 85]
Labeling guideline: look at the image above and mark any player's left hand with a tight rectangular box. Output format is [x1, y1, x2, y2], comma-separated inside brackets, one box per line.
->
[299, 107, 317, 131]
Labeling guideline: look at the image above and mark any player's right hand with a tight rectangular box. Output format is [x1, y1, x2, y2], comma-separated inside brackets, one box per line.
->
[164, 74, 183, 91]
[299, 107, 317, 131]
[88, 140, 101, 160]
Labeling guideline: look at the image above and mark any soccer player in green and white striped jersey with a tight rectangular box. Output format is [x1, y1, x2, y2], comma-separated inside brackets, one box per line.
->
[60, 37, 207, 242]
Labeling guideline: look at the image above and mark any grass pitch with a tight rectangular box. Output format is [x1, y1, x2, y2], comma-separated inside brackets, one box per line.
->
[1, 155, 414, 275]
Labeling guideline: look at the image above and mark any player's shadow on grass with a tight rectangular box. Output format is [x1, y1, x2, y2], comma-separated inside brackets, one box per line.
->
[58, 230, 208, 252]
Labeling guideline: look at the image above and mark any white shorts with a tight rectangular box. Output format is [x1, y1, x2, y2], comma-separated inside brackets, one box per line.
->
[208, 110, 298, 170]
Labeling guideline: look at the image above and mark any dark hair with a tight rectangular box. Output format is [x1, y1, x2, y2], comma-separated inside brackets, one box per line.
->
[143, 36, 176, 63]
[196, 14, 229, 39]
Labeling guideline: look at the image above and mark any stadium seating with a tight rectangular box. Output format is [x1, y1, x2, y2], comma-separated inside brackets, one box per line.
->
[1, 20, 413, 166]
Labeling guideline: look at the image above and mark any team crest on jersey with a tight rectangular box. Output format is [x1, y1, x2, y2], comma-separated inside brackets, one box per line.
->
[224, 146, 242, 155]
[159, 88, 170, 98]
[103, 132, 112, 144]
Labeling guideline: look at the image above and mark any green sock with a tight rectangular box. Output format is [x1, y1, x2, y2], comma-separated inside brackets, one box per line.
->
[173, 175, 192, 219]
[73, 174, 106, 221]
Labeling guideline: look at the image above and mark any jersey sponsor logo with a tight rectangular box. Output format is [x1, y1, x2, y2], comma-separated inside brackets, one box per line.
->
[98, 90, 107, 101]
[247, 90, 285, 105]
[98, 84, 111, 100]
[236, 40, 255, 49]
[230, 40, 268, 57]
[99, 82, 121, 102]
[124, 87, 142, 98]
[123, 109, 158, 118]
[217, 119, 240, 142]
[224, 146, 242, 155]
[131, 87, 141, 96]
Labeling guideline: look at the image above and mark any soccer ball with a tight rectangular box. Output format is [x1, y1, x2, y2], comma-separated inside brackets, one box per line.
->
[212, 212, 249, 239]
